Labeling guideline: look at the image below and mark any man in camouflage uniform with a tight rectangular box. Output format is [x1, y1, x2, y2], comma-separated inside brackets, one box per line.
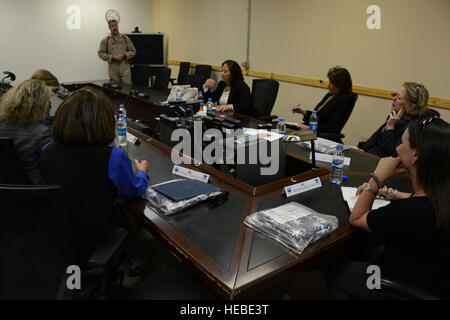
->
[98, 20, 136, 85]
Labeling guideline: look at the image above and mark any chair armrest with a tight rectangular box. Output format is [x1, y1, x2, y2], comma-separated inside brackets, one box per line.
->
[88, 227, 128, 268]
[258, 115, 278, 122]
[370, 276, 445, 300]
[317, 132, 345, 143]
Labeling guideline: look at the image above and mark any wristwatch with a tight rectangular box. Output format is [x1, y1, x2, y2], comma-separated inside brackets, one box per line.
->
[364, 183, 378, 196]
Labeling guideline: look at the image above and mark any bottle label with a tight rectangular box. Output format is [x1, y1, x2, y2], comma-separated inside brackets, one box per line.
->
[309, 123, 317, 132]
[332, 159, 344, 168]
[118, 127, 127, 136]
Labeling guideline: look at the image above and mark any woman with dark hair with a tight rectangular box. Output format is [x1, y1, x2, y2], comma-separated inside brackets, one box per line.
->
[327, 117, 450, 299]
[40, 86, 148, 266]
[203, 60, 254, 116]
[292, 66, 357, 136]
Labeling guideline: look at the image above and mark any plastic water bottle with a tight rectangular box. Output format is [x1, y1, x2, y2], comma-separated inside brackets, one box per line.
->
[198, 101, 206, 116]
[117, 114, 128, 152]
[277, 118, 286, 135]
[330, 145, 344, 185]
[309, 110, 318, 132]
[197, 91, 206, 115]
[206, 98, 214, 113]
[119, 104, 127, 121]
[198, 91, 204, 105]
[176, 89, 182, 101]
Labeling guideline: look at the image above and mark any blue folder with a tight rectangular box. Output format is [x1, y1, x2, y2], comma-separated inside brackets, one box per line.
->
[152, 180, 222, 202]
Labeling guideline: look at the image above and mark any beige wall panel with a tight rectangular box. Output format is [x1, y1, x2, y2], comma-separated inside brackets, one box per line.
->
[152, 0, 450, 147]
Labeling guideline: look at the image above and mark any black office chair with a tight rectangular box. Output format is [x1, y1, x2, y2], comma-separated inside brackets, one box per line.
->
[169, 61, 191, 86]
[183, 74, 205, 93]
[0, 137, 31, 184]
[0, 184, 71, 299]
[0, 183, 128, 300]
[131, 65, 153, 87]
[317, 92, 358, 144]
[152, 66, 172, 91]
[370, 276, 446, 300]
[194, 64, 212, 82]
[423, 108, 440, 118]
[251, 79, 280, 122]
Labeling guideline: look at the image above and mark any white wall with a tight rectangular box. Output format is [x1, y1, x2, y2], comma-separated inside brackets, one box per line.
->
[0, 0, 150, 83]
[150, 0, 450, 146]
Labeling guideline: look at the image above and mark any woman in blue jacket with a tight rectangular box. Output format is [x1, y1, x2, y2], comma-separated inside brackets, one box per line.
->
[40, 86, 148, 266]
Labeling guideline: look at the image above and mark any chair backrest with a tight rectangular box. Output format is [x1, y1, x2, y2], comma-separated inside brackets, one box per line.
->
[251, 79, 280, 117]
[183, 74, 205, 93]
[177, 61, 191, 84]
[194, 64, 212, 82]
[423, 107, 440, 118]
[0, 184, 75, 299]
[0, 137, 31, 184]
[153, 67, 172, 91]
[131, 65, 153, 87]
[341, 92, 358, 130]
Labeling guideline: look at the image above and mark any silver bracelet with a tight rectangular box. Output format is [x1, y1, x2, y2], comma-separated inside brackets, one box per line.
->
[378, 186, 398, 200]
[386, 187, 398, 200]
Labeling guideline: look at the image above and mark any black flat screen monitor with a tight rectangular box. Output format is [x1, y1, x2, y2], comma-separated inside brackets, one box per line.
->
[125, 33, 165, 66]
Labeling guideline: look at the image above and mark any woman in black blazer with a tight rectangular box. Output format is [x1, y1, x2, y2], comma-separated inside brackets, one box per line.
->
[357, 82, 429, 157]
[203, 60, 254, 116]
[292, 66, 356, 135]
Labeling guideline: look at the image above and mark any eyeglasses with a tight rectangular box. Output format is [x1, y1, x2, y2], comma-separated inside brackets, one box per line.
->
[412, 116, 439, 148]
[419, 116, 438, 130]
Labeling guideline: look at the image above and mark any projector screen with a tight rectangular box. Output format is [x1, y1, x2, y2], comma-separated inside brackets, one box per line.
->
[125, 33, 165, 66]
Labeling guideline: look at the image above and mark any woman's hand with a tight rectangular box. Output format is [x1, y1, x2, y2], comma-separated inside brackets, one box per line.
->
[203, 78, 216, 88]
[386, 107, 405, 130]
[297, 124, 310, 131]
[356, 183, 369, 196]
[216, 105, 232, 112]
[135, 159, 149, 173]
[373, 157, 408, 183]
[292, 104, 306, 115]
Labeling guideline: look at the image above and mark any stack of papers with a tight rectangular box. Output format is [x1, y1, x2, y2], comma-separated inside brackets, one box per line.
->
[341, 187, 390, 211]
[242, 128, 284, 142]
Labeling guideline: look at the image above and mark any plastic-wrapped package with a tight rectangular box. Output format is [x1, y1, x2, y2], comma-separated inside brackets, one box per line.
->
[298, 138, 350, 155]
[143, 179, 224, 215]
[244, 202, 338, 254]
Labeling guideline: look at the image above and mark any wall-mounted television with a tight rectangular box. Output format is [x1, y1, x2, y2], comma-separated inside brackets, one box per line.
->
[125, 33, 165, 66]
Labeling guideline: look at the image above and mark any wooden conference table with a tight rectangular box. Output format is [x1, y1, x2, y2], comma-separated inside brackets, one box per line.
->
[60, 81, 412, 299]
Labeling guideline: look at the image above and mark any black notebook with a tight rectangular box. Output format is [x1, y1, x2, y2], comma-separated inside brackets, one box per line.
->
[152, 180, 222, 202]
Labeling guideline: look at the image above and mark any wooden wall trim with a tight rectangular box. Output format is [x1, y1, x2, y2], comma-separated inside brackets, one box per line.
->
[167, 60, 450, 110]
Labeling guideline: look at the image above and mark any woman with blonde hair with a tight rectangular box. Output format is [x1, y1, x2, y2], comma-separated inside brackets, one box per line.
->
[0, 79, 52, 184]
[31, 69, 60, 126]
[31, 69, 59, 95]
[358, 82, 431, 157]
